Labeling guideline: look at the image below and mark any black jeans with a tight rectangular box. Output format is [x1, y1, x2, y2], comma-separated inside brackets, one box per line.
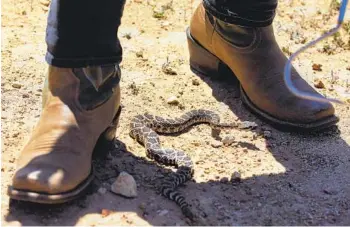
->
[46, 0, 277, 68]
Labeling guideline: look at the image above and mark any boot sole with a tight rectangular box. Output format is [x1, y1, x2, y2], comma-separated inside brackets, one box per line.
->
[186, 28, 339, 132]
[7, 106, 122, 204]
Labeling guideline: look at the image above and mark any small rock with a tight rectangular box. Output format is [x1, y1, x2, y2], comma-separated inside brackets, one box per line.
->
[39, 0, 50, 6]
[211, 140, 223, 148]
[111, 171, 137, 198]
[238, 121, 258, 129]
[231, 171, 241, 182]
[101, 209, 112, 217]
[12, 83, 22, 89]
[135, 51, 143, 58]
[263, 130, 272, 138]
[120, 27, 140, 39]
[220, 177, 229, 183]
[167, 96, 179, 105]
[162, 62, 177, 75]
[323, 188, 338, 195]
[1, 111, 9, 119]
[22, 93, 29, 98]
[314, 80, 325, 89]
[139, 203, 146, 211]
[312, 63, 322, 71]
[158, 209, 169, 216]
[98, 187, 107, 194]
[222, 136, 235, 146]
[161, 21, 170, 28]
[153, 8, 165, 19]
[192, 78, 200, 86]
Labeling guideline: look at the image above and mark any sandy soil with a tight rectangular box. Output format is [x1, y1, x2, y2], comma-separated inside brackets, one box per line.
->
[1, 0, 350, 225]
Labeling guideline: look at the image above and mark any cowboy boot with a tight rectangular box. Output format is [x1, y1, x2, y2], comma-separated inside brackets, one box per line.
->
[187, 3, 339, 131]
[7, 64, 121, 203]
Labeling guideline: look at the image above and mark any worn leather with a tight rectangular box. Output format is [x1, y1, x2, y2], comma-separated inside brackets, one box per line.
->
[11, 65, 121, 194]
[190, 4, 336, 123]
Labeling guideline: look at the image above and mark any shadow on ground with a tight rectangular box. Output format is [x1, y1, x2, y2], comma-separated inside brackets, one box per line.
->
[4, 73, 350, 226]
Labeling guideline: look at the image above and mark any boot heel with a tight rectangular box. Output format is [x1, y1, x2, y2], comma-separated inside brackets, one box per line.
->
[186, 28, 236, 80]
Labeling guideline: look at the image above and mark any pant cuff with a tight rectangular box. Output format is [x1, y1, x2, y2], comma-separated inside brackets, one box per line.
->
[45, 51, 123, 68]
[202, 0, 276, 27]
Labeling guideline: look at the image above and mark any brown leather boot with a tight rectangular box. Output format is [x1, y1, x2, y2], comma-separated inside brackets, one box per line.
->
[187, 3, 339, 131]
[7, 64, 121, 203]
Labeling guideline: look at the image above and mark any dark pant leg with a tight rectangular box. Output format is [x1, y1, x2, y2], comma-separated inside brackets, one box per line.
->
[203, 0, 278, 27]
[45, 0, 127, 68]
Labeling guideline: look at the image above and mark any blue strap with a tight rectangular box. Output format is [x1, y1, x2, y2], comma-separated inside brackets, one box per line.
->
[284, 0, 348, 104]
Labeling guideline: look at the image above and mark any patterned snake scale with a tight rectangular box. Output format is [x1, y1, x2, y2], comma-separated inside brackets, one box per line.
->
[129, 109, 237, 221]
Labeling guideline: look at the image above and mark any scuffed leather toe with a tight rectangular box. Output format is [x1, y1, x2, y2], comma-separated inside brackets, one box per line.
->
[12, 164, 70, 194]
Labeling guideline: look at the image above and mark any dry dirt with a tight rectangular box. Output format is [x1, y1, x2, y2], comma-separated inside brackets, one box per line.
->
[1, 0, 350, 226]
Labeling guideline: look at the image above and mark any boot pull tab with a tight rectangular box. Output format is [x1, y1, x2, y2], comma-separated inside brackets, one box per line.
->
[82, 65, 117, 91]
[82, 66, 103, 91]
[284, 0, 348, 105]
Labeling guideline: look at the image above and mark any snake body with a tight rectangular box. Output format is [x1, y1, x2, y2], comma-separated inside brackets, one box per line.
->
[129, 109, 236, 221]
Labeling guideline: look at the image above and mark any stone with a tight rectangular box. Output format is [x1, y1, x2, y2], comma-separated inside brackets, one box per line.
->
[158, 209, 169, 216]
[314, 80, 325, 89]
[238, 121, 258, 129]
[312, 63, 322, 71]
[167, 96, 179, 105]
[263, 130, 272, 138]
[12, 83, 22, 89]
[135, 51, 143, 58]
[222, 136, 235, 146]
[192, 78, 200, 86]
[211, 140, 223, 148]
[111, 171, 137, 198]
[98, 187, 107, 194]
[231, 171, 241, 182]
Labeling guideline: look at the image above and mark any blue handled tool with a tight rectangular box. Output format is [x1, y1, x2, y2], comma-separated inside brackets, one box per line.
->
[284, 0, 349, 104]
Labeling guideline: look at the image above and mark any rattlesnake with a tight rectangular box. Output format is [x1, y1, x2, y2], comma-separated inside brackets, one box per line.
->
[129, 109, 237, 222]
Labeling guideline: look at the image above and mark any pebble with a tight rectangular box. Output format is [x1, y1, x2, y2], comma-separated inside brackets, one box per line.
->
[238, 121, 258, 129]
[211, 140, 223, 148]
[161, 21, 170, 28]
[263, 130, 272, 138]
[101, 209, 112, 217]
[167, 96, 179, 105]
[98, 187, 107, 194]
[111, 171, 137, 198]
[135, 51, 143, 58]
[314, 80, 325, 89]
[162, 63, 177, 75]
[231, 171, 241, 182]
[220, 177, 229, 183]
[312, 63, 322, 71]
[222, 135, 235, 146]
[120, 27, 140, 39]
[192, 78, 200, 86]
[12, 83, 22, 89]
[153, 8, 165, 19]
[1, 111, 9, 119]
[139, 203, 146, 211]
[158, 209, 169, 216]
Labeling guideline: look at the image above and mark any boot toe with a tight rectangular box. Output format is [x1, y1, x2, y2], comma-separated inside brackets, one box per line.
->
[12, 164, 70, 194]
[313, 101, 335, 121]
[300, 98, 336, 123]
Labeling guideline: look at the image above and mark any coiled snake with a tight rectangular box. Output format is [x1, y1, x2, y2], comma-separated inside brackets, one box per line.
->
[129, 109, 236, 222]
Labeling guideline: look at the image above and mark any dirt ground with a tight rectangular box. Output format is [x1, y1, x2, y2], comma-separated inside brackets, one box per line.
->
[1, 0, 350, 226]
